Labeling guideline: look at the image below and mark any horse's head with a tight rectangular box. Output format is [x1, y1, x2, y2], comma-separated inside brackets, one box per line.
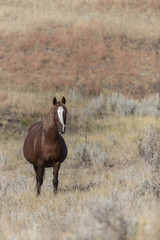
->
[53, 97, 67, 134]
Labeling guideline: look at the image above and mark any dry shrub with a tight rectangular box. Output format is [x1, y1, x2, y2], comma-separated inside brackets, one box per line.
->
[151, 177, 160, 198]
[83, 93, 105, 120]
[107, 93, 160, 117]
[138, 125, 160, 170]
[107, 92, 137, 116]
[73, 141, 108, 166]
[93, 200, 137, 240]
[68, 93, 106, 131]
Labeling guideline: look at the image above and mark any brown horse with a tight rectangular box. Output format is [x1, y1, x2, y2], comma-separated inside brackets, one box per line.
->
[23, 97, 67, 195]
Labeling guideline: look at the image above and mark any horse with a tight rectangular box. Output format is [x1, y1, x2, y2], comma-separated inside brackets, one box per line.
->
[23, 97, 67, 195]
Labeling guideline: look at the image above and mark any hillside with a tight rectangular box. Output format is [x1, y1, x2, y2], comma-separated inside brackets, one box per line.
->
[1, 0, 160, 97]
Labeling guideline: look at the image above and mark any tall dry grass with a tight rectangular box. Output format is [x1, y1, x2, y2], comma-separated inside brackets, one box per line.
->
[1, 108, 160, 239]
[0, 90, 160, 239]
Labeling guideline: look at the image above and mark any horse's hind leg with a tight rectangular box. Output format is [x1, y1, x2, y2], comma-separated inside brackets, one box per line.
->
[33, 165, 38, 191]
[33, 165, 38, 177]
[53, 162, 61, 195]
[34, 163, 45, 195]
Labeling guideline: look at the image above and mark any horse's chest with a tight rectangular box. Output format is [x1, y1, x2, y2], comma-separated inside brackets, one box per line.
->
[43, 144, 62, 162]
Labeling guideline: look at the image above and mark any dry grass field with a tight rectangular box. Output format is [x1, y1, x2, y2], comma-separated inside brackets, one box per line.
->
[1, 89, 160, 240]
[1, 0, 160, 240]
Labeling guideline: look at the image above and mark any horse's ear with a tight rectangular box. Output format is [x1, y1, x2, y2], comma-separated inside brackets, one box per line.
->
[53, 97, 57, 105]
[62, 96, 66, 105]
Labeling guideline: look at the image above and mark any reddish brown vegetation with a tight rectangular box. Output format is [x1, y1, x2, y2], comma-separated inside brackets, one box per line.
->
[97, 0, 160, 12]
[1, 23, 160, 98]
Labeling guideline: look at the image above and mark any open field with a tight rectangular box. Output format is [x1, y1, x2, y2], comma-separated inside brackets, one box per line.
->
[1, 0, 160, 239]
[1, 90, 160, 239]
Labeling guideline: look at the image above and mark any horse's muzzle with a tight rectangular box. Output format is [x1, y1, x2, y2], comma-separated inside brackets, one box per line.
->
[58, 125, 65, 134]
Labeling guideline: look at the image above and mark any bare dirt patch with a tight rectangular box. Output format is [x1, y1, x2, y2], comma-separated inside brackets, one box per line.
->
[0, 108, 39, 140]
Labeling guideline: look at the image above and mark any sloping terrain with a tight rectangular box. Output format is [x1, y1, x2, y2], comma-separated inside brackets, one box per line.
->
[1, 0, 160, 98]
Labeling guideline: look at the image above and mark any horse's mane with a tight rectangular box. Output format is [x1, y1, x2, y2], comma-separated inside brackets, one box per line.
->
[43, 108, 55, 133]
[28, 121, 42, 132]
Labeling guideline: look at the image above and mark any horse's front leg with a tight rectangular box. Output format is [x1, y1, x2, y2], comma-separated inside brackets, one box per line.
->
[34, 162, 45, 196]
[53, 161, 61, 195]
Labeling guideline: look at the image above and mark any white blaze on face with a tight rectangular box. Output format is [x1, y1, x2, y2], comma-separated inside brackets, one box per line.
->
[57, 106, 65, 130]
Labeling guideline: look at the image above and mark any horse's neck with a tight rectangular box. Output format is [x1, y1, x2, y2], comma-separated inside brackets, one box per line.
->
[43, 110, 59, 142]
[46, 124, 59, 141]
